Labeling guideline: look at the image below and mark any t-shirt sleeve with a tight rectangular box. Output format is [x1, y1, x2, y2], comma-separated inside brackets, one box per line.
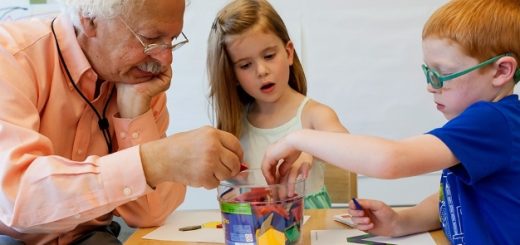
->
[428, 102, 512, 184]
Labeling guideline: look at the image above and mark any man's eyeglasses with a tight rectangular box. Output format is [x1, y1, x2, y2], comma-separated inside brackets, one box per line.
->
[421, 53, 508, 89]
[119, 17, 189, 55]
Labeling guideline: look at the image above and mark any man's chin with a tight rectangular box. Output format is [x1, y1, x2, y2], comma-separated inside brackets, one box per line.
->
[123, 71, 159, 83]
[116, 75, 154, 84]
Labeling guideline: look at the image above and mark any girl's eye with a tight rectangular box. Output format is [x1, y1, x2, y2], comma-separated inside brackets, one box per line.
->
[265, 53, 275, 60]
[239, 63, 251, 70]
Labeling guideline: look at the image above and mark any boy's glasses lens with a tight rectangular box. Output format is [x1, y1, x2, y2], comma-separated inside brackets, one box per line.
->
[422, 65, 443, 89]
[429, 72, 442, 89]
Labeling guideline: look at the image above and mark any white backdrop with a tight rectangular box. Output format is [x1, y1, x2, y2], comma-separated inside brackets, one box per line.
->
[171, 0, 520, 209]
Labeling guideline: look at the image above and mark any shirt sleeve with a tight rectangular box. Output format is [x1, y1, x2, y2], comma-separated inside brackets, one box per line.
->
[428, 102, 512, 184]
[0, 46, 185, 232]
[111, 94, 186, 228]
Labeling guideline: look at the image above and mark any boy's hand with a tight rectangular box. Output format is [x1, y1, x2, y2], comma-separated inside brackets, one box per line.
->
[260, 136, 303, 185]
[348, 199, 400, 237]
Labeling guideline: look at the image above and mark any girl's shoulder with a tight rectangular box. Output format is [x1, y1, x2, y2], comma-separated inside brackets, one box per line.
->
[301, 98, 347, 132]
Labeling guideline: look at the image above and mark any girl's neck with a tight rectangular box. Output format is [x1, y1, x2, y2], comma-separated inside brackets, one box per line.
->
[248, 89, 305, 128]
[252, 89, 302, 114]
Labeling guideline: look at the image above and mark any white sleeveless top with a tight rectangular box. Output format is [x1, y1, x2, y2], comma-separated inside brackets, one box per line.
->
[240, 97, 325, 194]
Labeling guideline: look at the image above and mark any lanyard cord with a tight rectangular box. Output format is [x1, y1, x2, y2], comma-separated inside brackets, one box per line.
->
[51, 18, 114, 153]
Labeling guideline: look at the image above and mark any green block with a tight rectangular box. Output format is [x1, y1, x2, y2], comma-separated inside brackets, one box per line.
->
[30, 0, 47, 4]
[284, 224, 300, 243]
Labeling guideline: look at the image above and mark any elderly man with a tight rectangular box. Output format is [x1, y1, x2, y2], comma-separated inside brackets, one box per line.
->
[0, 0, 243, 244]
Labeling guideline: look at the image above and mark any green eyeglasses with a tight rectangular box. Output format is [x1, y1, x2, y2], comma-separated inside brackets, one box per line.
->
[421, 53, 508, 89]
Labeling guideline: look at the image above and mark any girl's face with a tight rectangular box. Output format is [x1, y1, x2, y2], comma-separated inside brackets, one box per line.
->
[225, 25, 294, 104]
[422, 38, 499, 120]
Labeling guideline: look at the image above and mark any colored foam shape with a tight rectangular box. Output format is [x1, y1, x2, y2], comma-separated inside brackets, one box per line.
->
[285, 224, 301, 243]
[257, 228, 285, 245]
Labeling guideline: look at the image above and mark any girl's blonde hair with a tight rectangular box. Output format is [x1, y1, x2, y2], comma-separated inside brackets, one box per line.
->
[423, 0, 520, 73]
[207, 0, 307, 137]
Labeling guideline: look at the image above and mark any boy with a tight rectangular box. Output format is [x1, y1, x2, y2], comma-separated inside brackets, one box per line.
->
[260, 0, 520, 244]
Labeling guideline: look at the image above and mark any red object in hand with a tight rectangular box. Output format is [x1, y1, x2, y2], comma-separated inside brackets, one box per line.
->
[240, 163, 249, 172]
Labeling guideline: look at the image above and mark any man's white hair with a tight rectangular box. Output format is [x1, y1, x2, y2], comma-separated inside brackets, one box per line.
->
[58, 0, 132, 29]
[59, 0, 189, 30]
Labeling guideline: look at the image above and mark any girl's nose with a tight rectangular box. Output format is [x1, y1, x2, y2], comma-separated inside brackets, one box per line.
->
[256, 62, 269, 77]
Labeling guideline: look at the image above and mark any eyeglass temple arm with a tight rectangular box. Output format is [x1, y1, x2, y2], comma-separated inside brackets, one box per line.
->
[441, 54, 507, 81]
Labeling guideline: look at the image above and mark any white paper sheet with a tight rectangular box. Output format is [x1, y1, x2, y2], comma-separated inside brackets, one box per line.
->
[310, 229, 436, 245]
[143, 210, 309, 243]
[142, 210, 224, 243]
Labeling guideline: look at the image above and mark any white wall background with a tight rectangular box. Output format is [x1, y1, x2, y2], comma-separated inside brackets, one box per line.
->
[171, 0, 520, 209]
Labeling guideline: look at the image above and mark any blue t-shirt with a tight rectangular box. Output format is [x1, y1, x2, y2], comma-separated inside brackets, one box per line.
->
[429, 94, 520, 245]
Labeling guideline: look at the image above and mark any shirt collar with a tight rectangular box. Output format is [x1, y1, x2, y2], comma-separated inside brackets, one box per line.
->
[53, 14, 99, 98]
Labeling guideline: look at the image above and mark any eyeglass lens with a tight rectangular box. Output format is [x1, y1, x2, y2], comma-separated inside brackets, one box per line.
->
[428, 70, 442, 89]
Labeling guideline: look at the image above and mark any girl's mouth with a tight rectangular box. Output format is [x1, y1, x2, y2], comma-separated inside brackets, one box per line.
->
[261, 83, 275, 93]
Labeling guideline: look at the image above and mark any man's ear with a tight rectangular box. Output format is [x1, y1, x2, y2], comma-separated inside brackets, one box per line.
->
[79, 16, 97, 37]
[493, 56, 517, 86]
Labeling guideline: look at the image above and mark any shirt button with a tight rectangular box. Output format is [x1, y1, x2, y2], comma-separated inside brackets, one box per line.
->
[131, 132, 139, 139]
[77, 149, 83, 155]
[120, 132, 127, 139]
[123, 187, 132, 196]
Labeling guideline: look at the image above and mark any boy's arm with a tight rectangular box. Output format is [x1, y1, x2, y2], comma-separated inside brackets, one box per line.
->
[394, 193, 441, 235]
[263, 130, 458, 182]
[349, 193, 441, 237]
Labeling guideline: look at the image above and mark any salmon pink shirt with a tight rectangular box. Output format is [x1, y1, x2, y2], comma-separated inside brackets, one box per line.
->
[0, 15, 186, 244]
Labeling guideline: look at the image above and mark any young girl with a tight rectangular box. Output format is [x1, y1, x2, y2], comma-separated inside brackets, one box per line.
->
[261, 0, 520, 243]
[207, 0, 348, 209]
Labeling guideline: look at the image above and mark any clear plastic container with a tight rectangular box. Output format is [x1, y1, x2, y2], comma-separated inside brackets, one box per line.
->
[217, 169, 305, 245]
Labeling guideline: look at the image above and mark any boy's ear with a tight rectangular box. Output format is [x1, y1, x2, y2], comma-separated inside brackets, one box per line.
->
[493, 56, 517, 86]
[79, 16, 97, 37]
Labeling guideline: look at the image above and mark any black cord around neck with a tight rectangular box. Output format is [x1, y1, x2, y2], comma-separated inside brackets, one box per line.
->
[51, 18, 114, 153]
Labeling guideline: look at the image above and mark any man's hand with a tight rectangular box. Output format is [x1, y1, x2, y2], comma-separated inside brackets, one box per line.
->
[116, 66, 172, 118]
[140, 126, 243, 189]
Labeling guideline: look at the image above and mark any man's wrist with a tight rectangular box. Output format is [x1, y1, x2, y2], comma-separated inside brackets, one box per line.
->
[118, 97, 150, 118]
[140, 141, 164, 188]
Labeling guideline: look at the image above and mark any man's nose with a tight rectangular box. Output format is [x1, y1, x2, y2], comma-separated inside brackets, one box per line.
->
[150, 49, 173, 66]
